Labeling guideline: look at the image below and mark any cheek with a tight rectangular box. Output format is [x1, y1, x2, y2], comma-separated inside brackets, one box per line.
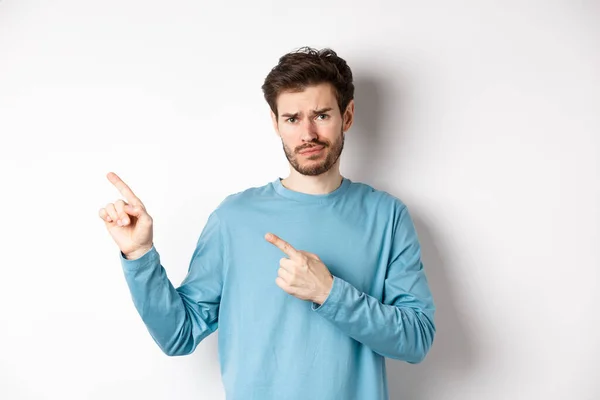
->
[278, 125, 295, 138]
[278, 126, 302, 145]
[318, 124, 342, 140]
[279, 121, 305, 135]
[279, 134, 299, 151]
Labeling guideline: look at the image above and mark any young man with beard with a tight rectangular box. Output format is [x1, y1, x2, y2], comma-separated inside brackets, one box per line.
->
[100, 47, 436, 400]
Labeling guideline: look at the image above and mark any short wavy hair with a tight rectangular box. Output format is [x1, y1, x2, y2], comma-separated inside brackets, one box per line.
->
[261, 47, 355, 118]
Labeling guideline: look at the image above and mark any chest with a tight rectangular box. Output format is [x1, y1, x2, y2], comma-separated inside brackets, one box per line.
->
[225, 208, 392, 299]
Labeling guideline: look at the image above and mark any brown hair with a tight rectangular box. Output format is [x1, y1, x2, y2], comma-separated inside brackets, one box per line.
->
[261, 46, 354, 118]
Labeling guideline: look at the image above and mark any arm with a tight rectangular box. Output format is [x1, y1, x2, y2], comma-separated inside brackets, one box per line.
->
[312, 206, 436, 363]
[120, 211, 226, 356]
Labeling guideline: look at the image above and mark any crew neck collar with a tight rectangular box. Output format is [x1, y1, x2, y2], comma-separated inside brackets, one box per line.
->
[271, 176, 351, 204]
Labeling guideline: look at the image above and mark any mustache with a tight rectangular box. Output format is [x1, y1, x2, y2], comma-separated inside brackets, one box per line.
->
[295, 142, 328, 153]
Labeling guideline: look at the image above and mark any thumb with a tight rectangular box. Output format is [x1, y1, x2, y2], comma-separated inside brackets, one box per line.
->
[124, 204, 144, 218]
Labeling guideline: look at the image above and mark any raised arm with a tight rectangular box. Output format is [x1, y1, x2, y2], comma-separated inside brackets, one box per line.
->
[99, 172, 225, 356]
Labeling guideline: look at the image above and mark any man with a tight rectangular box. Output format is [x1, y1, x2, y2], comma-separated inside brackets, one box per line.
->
[99, 47, 436, 400]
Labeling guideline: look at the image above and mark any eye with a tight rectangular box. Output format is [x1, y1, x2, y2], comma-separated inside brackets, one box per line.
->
[316, 114, 329, 120]
[286, 117, 297, 123]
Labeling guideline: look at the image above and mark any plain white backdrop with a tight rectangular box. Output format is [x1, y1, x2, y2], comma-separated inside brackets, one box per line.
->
[0, 0, 598, 399]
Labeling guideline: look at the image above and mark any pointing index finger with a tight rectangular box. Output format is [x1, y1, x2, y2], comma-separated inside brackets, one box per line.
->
[265, 233, 299, 258]
[107, 172, 143, 207]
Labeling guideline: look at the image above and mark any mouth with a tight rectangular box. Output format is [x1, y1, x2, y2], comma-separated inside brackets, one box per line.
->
[298, 146, 325, 155]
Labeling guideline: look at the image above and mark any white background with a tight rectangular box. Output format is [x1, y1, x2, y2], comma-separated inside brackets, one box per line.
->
[1, 1, 598, 399]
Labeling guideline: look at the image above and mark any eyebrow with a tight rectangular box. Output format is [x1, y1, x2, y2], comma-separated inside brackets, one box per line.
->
[280, 107, 333, 119]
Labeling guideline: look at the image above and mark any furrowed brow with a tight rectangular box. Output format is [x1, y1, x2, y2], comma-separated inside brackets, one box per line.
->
[310, 107, 333, 116]
[280, 108, 333, 119]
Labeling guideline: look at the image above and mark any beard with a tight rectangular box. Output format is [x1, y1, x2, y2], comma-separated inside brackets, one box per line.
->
[282, 129, 345, 176]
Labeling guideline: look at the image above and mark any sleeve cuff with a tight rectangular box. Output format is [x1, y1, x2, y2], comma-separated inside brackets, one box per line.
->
[119, 245, 158, 271]
[311, 275, 345, 317]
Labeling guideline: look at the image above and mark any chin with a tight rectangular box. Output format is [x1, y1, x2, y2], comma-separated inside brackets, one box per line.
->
[297, 164, 332, 176]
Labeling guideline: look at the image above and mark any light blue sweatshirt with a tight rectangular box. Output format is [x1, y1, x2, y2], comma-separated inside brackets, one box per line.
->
[120, 177, 436, 399]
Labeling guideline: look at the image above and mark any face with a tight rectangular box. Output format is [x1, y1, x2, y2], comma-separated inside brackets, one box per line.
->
[271, 83, 354, 176]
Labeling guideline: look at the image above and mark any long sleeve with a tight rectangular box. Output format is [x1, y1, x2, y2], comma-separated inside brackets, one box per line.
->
[311, 205, 436, 363]
[119, 211, 226, 356]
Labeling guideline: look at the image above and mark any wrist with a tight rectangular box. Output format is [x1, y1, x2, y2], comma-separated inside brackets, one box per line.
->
[314, 274, 334, 305]
[124, 245, 153, 260]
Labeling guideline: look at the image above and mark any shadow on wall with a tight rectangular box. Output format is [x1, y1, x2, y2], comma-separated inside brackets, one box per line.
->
[344, 74, 385, 184]
[351, 73, 478, 399]
[387, 215, 476, 399]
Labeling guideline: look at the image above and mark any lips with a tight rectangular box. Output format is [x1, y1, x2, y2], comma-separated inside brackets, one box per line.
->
[299, 146, 324, 155]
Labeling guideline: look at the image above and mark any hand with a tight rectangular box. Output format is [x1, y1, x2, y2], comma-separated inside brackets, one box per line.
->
[99, 172, 154, 259]
[265, 233, 334, 304]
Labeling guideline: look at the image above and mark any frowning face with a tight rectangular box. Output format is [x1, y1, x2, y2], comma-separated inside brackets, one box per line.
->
[271, 83, 354, 176]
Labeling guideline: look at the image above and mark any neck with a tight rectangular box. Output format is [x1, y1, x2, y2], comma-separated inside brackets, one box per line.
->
[281, 164, 343, 195]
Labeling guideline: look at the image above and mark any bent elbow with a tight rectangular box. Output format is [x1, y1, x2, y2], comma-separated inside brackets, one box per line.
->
[151, 326, 197, 357]
[157, 321, 216, 357]
[391, 311, 436, 363]
[408, 314, 435, 363]
[405, 346, 429, 364]
[390, 341, 430, 364]
[163, 347, 191, 357]
[159, 339, 195, 357]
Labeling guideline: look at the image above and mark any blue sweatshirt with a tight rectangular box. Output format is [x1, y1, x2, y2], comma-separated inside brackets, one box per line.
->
[119, 177, 436, 399]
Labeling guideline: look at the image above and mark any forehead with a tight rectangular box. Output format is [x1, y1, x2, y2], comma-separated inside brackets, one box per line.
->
[276, 83, 339, 113]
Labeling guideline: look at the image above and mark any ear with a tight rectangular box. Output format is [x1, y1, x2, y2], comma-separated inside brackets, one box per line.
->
[343, 100, 355, 132]
[270, 110, 280, 136]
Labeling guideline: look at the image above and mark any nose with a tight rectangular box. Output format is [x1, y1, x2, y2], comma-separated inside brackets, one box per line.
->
[299, 118, 318, 142]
